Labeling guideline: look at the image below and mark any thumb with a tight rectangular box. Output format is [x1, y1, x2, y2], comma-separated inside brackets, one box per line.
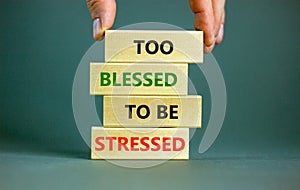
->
[86, 0, 116, 41]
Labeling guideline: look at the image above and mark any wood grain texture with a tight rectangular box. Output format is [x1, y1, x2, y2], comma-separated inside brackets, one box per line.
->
[90, 63, 188, 95]
[105, 30, 203, 63]
[103, 96, 202, 128]
[91, 127, 189, 160]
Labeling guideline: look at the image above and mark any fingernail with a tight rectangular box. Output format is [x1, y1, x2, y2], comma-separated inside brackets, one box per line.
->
[218, 24, 224, 36]
[93, 18, 104, 41]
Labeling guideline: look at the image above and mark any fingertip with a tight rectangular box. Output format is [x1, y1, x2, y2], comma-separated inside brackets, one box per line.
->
[215, 24, 224, 45]
[204, 42, 215, 54]
[93, 18, 105, 41]
[204, 34, 215, 47]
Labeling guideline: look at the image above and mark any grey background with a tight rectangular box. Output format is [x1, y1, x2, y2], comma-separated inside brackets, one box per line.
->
[1, 0, 299, 189]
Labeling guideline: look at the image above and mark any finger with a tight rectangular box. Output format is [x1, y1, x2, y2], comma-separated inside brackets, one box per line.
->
[204, 38, 216, 53]
[86, 0, 116, 40]
[212, 0, 225, 37]
[189, 0, 215, 47]
[205, 33, 217, 53]
[215, 24, 224, 44]
[215, 11, 225, 44]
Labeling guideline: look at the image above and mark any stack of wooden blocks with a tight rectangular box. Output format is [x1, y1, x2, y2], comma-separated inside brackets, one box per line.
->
[90, 30, 203, 160]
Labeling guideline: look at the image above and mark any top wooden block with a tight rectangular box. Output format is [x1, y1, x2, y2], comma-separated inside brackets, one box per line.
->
[105, 30, 203, 63]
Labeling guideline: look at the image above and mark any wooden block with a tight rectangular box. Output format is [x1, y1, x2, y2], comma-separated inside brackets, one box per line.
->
[91, 127, 189, 160]
[103, 96, 201, 128]
[105, 30, 203, 63]
[90, 63, 188, 95]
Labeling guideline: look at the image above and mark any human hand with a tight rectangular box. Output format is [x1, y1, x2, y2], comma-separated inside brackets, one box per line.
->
[189, 0, 226, 53]
[86, 0, 116, 40]
[87, 0, 225, 53]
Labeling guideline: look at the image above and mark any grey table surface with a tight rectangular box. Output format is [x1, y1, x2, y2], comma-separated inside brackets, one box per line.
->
[1, 141, 299, 190]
